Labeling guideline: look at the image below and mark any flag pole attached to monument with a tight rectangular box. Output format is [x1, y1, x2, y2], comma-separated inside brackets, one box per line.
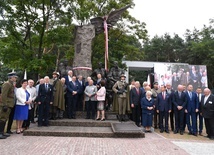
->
[104, 17, 109, 71]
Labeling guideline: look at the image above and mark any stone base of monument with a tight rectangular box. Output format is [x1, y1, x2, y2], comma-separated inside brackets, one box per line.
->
[111, 123, 145, 138]
[24, 119, 145, 138]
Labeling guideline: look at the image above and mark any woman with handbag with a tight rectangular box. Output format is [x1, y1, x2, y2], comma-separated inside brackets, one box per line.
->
[96, 80, 106, 121]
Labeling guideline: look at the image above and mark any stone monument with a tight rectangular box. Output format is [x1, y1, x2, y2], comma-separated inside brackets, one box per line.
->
[72, 4, 131, 78]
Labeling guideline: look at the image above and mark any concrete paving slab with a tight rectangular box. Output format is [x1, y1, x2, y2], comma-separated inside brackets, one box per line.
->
[172, 141, 214, 155]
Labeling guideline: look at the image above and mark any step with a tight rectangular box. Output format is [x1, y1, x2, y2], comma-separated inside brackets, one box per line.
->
[67, 111, 119, 120]
[111, 123, 145, 138]
[24, 119, 145, 138]
[23, 126, 114, 138]
[49, 119, 116, 127]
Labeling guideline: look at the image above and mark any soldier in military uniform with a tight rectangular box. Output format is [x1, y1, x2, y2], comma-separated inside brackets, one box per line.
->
[0, 72, 17, 139]
[112, 74, 128, 121]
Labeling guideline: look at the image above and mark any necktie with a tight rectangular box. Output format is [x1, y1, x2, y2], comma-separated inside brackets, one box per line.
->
[189, 92, 192, 99]
[162, 92, 165, 99]
[178, 92, 181, 98]
[46, 84, 48, 91]
[136, 88, 139, 95]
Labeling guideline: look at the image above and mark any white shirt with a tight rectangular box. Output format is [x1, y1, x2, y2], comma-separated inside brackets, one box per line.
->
[27, 85, 37, 109]
[204, 94, 210, 104]
[68, 76, 72, 82]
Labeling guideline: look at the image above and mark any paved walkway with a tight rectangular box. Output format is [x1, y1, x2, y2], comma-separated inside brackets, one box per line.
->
[1, 124, 214, 155]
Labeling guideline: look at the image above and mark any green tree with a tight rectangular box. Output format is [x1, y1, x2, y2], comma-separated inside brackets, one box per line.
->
[0, 0, 147, 81]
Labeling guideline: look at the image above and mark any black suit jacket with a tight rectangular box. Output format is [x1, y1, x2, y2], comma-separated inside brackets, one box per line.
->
[38, 83, 53, 103]
[130, 87, 142, 106]
[172, 91, 187, 110]
[77, 80, 85, 94]
[201, 94, 214, 118]
[67, 81, 80, 97]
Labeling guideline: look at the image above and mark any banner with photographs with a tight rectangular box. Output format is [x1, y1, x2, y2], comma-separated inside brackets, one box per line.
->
[154, 63, 207, 91]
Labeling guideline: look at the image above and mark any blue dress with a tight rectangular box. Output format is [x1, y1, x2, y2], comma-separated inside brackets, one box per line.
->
[14, 90, 30, 120]
[141, 97, 154, 127]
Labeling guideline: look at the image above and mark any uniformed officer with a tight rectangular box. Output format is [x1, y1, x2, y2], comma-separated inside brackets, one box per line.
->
[112, 74, 128, 121]
[0, 72, 17, 139]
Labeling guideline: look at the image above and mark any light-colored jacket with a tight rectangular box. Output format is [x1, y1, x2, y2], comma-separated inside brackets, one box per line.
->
[96, 87, 106, 101]
[84, 85, 97, 101]
[16, 87, 32, 106]
[27, 85, 37, 109]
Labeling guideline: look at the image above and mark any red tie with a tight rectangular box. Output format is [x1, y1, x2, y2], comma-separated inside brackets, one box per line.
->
[136, 88, 139, 95]
[162, 92, 165, 99]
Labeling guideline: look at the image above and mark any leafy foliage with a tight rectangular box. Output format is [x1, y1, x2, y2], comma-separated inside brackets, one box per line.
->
[0, 0, 147, 82]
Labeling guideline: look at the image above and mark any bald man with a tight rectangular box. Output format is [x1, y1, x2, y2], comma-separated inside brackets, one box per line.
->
[201, 88, 214, 140]
[172, 85, 187, 135]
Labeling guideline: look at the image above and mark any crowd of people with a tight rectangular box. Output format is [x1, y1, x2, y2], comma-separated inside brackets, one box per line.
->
[129, 80, 214, 140]
[0, 69, 213, 141]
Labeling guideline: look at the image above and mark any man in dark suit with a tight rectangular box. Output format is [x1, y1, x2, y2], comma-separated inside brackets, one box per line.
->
[157, 85, 171, 133]
[37, 76, 53, 127]
[185, 84, 199, 136]
[67, 75, 79, 119]
[76, 75, 85, 111]
[196, 87, 203, 136]
[64, 70, 73, 115]
[166, 83, 175, 131]
[201, 88, 214, 140]
[173, 84, 187, 135]
[64, 70, 73, 86]
[130, 81, 142, 127]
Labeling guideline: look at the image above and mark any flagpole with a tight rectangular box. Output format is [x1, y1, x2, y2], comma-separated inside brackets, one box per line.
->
[104, 18, 108, 71]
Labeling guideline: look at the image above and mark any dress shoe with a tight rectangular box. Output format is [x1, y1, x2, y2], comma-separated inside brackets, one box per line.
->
[209, 137, 214, 140]
[136, 124, 141, 127]
[193, 133, 197, 136]
[174, 130, 178, 134]
[3, 133, 10, 137]
[199, 132, 203, 136]
[165, 130, 170, 133]
[16, 130, 21, 134]
[180, 131, 184, 135]
[160, 130, 164, 133]
[0, 134, 7, 139]
[101, 118, 105, 121]
[188, 132, 192, 135]
[6, 131, 13, 134]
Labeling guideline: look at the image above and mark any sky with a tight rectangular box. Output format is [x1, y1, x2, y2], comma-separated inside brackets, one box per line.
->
[129, 0, 214, 38]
